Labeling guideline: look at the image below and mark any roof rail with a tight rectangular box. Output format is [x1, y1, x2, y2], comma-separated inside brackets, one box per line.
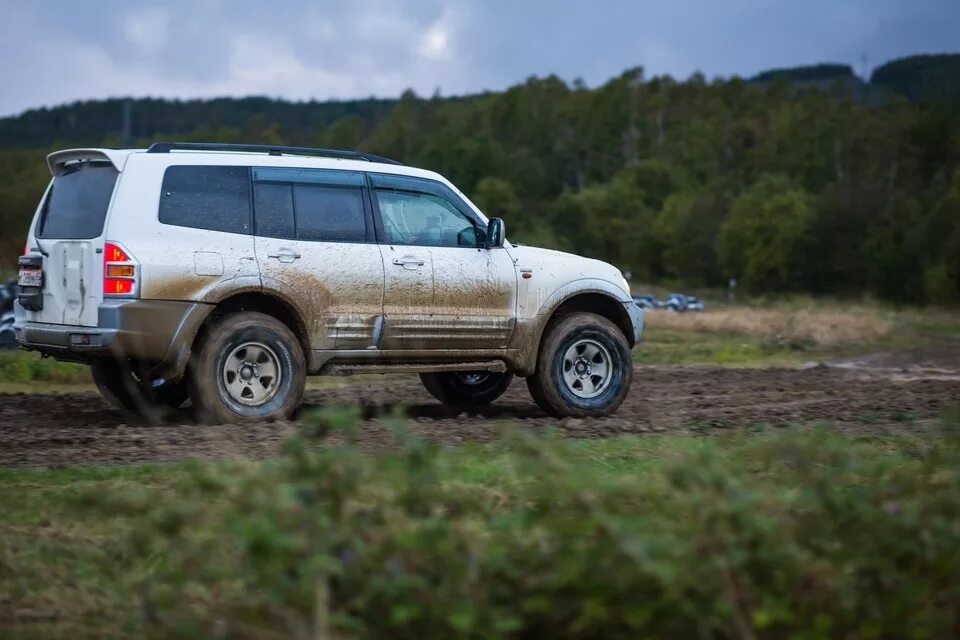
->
[146, 142, 402, 165]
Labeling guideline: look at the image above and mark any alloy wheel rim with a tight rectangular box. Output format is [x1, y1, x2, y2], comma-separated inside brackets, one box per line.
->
[561, 338, 612, 399]
[222, 341, 282, 406]
[458, 372, 490, 386]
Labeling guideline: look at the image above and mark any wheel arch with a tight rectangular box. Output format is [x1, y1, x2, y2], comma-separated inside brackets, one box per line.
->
[511, 288, 635, 377]
[199, 291, 310, 358]
[165, 290, 311, 380]
[544, 291, 635, 348]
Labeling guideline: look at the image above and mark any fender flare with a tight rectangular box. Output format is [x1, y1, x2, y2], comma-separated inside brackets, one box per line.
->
[160, 277, 311, 380]
[537, 278, 632, 312]
[509, 279, 635, 376]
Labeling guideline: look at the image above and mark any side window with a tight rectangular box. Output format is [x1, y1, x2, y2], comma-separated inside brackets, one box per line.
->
[253, 183, 295, 239]
[159, 165, 250, 234]
[374, 190, 481, 248]
[293, 185, 365, 242]
[251, 167, 366, 243]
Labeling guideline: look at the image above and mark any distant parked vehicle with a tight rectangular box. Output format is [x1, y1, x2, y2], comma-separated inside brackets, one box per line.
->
[0, 279, 16, 315]
[632, 294, 658, 310]
[0, 280, 17, 349]
[0, 311, 16, 349]
[661, 293, 705, 313]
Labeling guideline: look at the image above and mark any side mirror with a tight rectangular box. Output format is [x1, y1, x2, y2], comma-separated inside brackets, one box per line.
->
[486, 217, 505, 249]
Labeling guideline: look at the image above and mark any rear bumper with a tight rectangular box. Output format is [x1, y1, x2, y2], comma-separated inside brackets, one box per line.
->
[14, 299, 210, 371]
[624, 301, 645, 346]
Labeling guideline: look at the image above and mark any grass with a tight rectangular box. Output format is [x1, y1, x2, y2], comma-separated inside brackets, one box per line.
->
[0, 351, 90, 386]
[635, 297, 960, 366]
[2, 409, 960, 638]
[644, 306, 893, 346]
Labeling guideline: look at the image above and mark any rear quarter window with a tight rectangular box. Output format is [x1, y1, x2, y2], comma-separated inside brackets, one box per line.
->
[37, 161, 118, 239]
[159, 165, 251, 234]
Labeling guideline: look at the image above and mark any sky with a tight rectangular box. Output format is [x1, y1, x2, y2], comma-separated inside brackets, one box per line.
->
[0, 0, 957, 118]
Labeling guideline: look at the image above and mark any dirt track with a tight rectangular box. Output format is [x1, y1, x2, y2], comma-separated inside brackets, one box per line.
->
[2, 361, 959, 468]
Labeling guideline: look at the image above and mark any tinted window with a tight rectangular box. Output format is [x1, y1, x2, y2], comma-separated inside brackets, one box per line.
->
[253, 183, 295, 239]
[159, 165, 251, 234]
[251, 167, 367, 243]
[375, 190, 481, 248]
[37, 162, 118, 239]
[293, 185, 365, 242]
[253, 167, 364, 187]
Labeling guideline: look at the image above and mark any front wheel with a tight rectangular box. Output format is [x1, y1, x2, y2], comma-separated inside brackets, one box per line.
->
[188, 311, 305, 424]
[526, 312, 632, 417]
[419, 371, 514, 407]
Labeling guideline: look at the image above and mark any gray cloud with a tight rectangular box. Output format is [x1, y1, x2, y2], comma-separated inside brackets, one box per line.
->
[0, 0, 957, 117]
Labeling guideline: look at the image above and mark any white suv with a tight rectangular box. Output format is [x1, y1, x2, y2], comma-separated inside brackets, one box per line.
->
[15, 143, 643, 422]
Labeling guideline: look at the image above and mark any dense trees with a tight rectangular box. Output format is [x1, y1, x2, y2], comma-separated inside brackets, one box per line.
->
[718, 175, 817, 293]
[0, 54, 958, 304]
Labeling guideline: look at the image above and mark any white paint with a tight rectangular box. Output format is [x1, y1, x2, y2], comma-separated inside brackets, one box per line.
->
[21, 145, 635, 364]
[194, 252, 224, 276]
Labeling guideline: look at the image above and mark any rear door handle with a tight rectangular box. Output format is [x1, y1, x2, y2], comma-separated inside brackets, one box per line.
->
[392, 255, 425, 270]
[268, 248, 301, 263]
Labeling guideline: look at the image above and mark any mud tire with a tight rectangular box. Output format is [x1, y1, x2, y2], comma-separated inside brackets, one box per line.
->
[188, 311, 305, 424]
[419, 371, 514, 407]
[526, 312, 632, 417]
[91, 359, 189, 419]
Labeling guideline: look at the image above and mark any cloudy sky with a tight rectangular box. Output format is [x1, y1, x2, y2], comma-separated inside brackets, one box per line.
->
[0, 0, 957, 117]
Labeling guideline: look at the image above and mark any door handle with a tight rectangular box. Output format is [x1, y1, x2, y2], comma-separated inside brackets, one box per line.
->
[268, 248, 301, 263]
[392, 256, 425, 270]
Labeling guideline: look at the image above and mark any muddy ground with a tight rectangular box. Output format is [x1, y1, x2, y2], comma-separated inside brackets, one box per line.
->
[2, 347, 960, 468]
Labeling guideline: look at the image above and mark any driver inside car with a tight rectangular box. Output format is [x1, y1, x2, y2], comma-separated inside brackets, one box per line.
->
[414, 214, 443, 246]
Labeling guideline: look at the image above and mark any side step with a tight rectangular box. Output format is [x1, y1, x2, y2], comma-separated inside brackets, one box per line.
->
[318, 360, 507, 376]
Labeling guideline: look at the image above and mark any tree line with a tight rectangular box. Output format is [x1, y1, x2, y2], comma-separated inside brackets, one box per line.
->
[1, 56, 958, 304]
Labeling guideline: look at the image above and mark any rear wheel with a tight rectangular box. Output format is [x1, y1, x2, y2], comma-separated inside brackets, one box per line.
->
[527, 312, 632, 417]
[188, 311, 305, 424]
[91, 360, 188, 418]
[419, 371, 514, 407]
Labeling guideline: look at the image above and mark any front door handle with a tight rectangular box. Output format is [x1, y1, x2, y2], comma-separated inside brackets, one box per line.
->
[268, 248, 301, 264]
[392, 255, 425, 270]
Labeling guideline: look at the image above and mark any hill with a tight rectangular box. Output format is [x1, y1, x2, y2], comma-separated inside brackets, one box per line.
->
[1, 54, 957, 151]
[0, 96, 404, 149]
[0, 56, 958, 306]
[749, 63, 856, 84]
[870, 53, 960, 105]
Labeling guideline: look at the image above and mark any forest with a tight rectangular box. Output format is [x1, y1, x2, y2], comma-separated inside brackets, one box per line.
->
[1, 53, 958, 305]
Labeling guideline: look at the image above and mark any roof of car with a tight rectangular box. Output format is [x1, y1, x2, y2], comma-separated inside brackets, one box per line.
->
[46, 144, 444, 182]
[146, 142, 401, 165]
[45, 143, 486, 220]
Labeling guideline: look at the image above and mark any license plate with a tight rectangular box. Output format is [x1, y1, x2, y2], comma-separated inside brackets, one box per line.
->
[18, 268, 42, 288]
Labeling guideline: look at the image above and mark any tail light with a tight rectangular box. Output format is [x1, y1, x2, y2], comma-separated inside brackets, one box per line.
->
[103, 242, 138, 297]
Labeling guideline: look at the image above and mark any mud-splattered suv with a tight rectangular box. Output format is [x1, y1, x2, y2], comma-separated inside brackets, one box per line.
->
[15, 143, 643, 422]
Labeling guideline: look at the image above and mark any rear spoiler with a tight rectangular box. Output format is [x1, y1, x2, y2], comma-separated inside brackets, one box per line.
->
[46, 148, 137, 176]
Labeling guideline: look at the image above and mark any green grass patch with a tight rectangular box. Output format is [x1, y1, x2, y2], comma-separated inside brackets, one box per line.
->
[3, 409, 960, 638]
[0, 351, 90, 385]
[634, 327, 846, 366]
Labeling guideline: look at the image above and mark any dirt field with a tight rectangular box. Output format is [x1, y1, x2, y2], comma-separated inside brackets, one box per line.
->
[3, 345, 959, 468]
